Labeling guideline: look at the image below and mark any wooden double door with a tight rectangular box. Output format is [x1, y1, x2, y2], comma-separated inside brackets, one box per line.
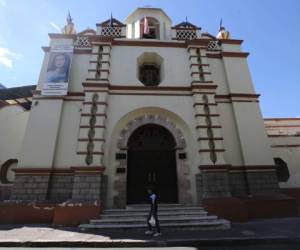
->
[127, 124, 178, 204]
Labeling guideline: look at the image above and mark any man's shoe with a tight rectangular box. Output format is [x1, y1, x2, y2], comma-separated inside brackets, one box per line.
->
[153, 232, 162, 237]
[145, 230, 153, 235]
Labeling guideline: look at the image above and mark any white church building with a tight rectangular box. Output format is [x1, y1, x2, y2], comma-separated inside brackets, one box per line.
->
[0, 8, 300, 221]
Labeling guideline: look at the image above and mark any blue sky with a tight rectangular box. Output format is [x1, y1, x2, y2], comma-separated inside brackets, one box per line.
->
[0, 0, 299, 118]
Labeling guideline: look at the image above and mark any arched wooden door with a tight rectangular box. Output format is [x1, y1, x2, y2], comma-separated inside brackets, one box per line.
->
[127, 124, 178, 204]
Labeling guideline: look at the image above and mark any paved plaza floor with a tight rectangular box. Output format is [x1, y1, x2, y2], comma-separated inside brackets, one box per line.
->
[0, 217, 300, 247]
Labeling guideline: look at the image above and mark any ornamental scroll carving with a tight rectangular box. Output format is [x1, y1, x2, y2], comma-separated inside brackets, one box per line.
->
[117, 114, 186, 149]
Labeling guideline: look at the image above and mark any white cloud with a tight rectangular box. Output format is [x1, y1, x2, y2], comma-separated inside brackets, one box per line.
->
[49, 22, 61, 32]
[0, 47, 22, 68]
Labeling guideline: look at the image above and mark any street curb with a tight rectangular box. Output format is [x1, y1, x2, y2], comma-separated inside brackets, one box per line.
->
[0, 237, 300, 247]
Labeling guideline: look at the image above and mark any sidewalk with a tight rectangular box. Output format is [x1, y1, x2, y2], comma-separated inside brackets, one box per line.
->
[0, 217, 300, 247]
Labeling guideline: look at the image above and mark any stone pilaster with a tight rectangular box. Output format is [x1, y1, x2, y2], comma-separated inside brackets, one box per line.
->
[77, 42, 111, 167]
[188, 46, 227, 166]
[188, 46, 231, 201]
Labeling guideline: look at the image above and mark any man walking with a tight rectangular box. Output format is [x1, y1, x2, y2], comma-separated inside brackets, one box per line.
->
[145, 188, 161, 236]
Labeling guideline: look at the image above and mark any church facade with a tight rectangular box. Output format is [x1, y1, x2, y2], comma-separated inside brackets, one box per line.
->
[1, 8, 300, 212]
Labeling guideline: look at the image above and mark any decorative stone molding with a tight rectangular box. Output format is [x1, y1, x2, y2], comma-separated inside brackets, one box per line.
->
[117, 114, 186, 150]
[114, 114, 192, 208]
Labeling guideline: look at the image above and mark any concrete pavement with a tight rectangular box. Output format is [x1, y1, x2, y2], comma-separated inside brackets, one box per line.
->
[0, 217, 300, 247]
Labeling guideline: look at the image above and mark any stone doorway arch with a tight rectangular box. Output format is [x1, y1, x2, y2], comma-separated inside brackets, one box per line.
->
[113, 114, 192, 208]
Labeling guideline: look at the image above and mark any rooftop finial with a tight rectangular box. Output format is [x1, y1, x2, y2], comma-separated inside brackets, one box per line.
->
[67, 10, 73, 24]
[216, 18, 230, 39]
[62, 10, 76, 34]
[109, 13, 113, 26]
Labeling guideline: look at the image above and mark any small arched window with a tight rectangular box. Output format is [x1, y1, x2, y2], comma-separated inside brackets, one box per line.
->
[274, 158, 290, 182]
[137, 52, 163, 86]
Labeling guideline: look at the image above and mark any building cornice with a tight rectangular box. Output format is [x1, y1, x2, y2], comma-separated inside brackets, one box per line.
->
[44, 35, 244, 50]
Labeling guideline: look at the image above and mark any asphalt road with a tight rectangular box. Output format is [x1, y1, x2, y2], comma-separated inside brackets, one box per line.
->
[0, 246, 300, 250]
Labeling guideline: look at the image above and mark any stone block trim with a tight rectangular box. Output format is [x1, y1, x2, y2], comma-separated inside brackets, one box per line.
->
[197, 165, 280, 200]
[113, 172, 126, 208]
[72, 175, 102, 201]
[228, 172, 248, 197]
[11, 174, 50, 201]
[10, 167, 106, 202]
[0, 185, 12, 201]
[246, 171, 280, 195]
[71, 166, 106, 201]
[100, 174, 108, 207]
[47, 174, 74, 202]
[200, 171, 231, 198]
[195, 173, 203, 205]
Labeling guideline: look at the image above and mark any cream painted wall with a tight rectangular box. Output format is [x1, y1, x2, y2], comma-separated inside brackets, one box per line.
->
[208, 58, 230, 95]
[68, 54, 89, 92]
[103, 95, 199, 207]
[222, 57, 255, 94]
[217, 103, 244, 165]
[110, 46, 190, 86]
[18, 99, 63, 168]
[231, 102, 274, 165]
[220, 44, 242, 53]
[220, 52, 274, 166]
[0, 105, 29, 167]
[53, 101, 84, 167]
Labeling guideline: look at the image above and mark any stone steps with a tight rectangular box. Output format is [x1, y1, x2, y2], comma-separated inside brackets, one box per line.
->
[90, 215, 218, 224]
[79, 204, 230, 231]
[80, 220, 230, 230]
[101, 210, 208, 218]
[126, 203, 184, 208]
[103, 206, 205, 213]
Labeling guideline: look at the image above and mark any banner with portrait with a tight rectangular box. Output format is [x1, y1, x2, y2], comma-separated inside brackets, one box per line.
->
[41, 45, 74, 96]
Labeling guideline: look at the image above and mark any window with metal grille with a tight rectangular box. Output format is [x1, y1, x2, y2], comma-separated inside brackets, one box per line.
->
[139, 64, 160, 86]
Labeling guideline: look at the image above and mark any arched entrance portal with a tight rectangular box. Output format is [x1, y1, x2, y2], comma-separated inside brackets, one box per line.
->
[127, 124, 178, 204]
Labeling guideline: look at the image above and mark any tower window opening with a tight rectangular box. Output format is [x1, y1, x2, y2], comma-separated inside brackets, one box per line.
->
[140, 17, 160, 39]
[137, 52, 163, 86]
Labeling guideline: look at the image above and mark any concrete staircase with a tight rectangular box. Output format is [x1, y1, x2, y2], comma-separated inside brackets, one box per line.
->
[79, 204, 230, 230]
